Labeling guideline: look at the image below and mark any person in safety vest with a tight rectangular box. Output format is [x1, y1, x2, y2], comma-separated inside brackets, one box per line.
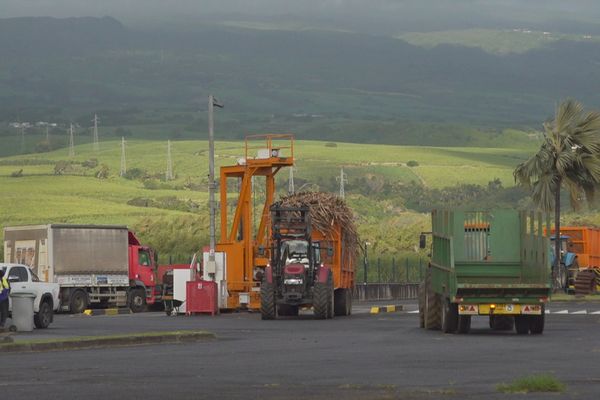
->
[0, 269, 10, 328]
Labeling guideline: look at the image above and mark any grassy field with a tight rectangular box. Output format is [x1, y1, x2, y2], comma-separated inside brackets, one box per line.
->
[0, 138, 532, 259]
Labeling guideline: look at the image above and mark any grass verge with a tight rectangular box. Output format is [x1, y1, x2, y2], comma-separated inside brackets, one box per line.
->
[551, 293, 600, 302]
[0, 330, 215, 353]
[497, 374, 566, 394]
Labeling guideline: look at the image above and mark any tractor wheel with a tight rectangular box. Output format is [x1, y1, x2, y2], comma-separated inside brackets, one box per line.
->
[529, 307, 545, 334]
[574, 270, 596, 296]
[514, 315, 530, 334]
[260, 280, 276, 320]
[424, 271, 441, 330]
[457, 315, 471, 334]
[489, 315, 514, 331]
[441, 298, 458, 333]
[277, 304, 299, 317]
[313, 281, 329, 320]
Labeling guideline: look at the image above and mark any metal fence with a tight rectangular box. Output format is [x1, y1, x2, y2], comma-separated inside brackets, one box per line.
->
[356, 256, 426, 284]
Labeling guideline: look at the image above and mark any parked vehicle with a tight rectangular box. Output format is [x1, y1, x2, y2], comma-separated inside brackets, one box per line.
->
[260, 205, 355, 319]
[0, 263, 60, 328]
[418, 210, 552, 334]
[3, 224, 160, 313]
[549, 236, 577, 291]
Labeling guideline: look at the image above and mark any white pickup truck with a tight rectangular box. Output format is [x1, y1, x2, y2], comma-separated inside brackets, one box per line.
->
[0, 263, 60, 328]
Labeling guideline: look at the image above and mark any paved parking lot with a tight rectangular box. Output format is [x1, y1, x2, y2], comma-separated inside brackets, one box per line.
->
[2, 301, 600, 399]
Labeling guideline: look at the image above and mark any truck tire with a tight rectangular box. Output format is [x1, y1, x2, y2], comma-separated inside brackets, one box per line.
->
[334, 288, 351, 316]
[34, 300, 53, 329]
[489, 315, 514, 331]
[424, 275, 441, 330]
[441, 299, 458, 333]
[457, 315, 471, 334]
[69, 290, 88, 314]
[313, 281, 329, 320]
[514, 315, 530, 334]
[277, 304, 299, 317]
[129, 288, 146, 313]
[260, 281, 276, 320]
[529, 307, 545, 334]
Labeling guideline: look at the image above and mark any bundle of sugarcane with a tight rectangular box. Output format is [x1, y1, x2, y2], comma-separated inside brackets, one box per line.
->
[277, 192, 360, 258]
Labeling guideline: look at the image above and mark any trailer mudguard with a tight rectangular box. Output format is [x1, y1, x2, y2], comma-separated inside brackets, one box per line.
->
[316, 266, 331, 283]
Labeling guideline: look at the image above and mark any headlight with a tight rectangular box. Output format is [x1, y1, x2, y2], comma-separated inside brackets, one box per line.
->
[284, 278, 303, 285]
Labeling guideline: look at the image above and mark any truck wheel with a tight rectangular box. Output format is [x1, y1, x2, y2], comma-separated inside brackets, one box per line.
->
[441, 299, 458, 333]
[490, 315, 514, 331]
[129, 288, 146, 313]
[69, 290, 88, 314]
[529, 307, 545, 334]
[457, 315, 471, 334]
[34, 300, 53, 329]
[514, 315, 530, 334]
[260, 281, 276, 320]
[277, 304, 299, 317]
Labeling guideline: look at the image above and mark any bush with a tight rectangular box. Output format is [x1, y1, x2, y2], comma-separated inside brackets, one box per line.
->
[10, 169, 23, 178]
[82, 158, 99, 168]
[406, 160, 419, 167]
[325, 142, 338, 147]
[54, 161, 71, 175]
[122, 168, 147, 180]
[96, 164, 110, 179]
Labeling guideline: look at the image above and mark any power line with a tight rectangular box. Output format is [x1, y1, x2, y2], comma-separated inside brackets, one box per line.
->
[120, 136, 127, 176]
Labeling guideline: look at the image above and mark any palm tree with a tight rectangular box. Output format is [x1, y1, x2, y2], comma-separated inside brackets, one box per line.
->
[514, 99, 600, 289]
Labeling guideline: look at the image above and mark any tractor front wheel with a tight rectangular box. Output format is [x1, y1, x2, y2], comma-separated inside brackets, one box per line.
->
[260, 281, 276, 320]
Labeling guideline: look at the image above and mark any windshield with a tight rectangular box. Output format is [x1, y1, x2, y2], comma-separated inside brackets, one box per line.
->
[280, 240, 309, 264]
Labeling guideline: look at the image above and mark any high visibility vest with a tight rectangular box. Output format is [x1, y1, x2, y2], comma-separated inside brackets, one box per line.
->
[1, 277, 9, 290]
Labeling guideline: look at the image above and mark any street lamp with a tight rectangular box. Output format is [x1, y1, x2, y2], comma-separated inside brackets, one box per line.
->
[207, 94, 223, 278]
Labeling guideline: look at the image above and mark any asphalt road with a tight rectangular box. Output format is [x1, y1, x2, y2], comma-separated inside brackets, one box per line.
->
[2, 302, 600, 399]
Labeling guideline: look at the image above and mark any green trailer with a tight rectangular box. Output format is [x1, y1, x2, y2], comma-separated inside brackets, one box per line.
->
[419, 209, 552, 335]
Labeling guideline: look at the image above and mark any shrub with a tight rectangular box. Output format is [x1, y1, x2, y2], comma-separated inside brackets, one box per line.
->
[54, 161, 71, 175]
[96, 164, 110, 179]
[325, 142, 338, 147]
[406, 160, 419, 167]
[10, 169, 23, 177]
[82, 158, 99, 168]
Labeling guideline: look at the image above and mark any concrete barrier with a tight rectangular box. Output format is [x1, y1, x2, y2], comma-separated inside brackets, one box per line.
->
[353, 283, 419, 301]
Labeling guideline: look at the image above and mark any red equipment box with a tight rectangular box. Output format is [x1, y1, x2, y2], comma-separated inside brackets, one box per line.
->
[186, 280, 218, 316]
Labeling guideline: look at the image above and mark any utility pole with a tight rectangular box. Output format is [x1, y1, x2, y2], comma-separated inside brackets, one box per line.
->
[337, 167, 348, 199]
[20, 125, 25, 154]
[92, 114, 99, 152]
[288, 166, 295, 194]
[166, 139, 173, 180]
[208, 94, 224, 274]
[120, 136, 126, 176]
[68, 124, 75, 157]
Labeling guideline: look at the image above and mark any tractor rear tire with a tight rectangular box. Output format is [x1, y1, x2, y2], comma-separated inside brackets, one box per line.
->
[313, 281, 329, 320]
[260, 281, 276, 320]
[514, 315, 530, 334]
[277, 304, 299, 317]
[441, 299, 458, 333]
[490, 315, 514, 331]
[529, 307, 545, 334]
[457, 315, 471, 334]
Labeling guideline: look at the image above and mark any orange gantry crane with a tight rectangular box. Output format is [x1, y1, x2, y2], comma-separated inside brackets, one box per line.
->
[217, 134, 294, 309]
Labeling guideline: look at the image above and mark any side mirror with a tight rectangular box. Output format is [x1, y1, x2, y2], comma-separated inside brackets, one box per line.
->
[419, 234, 427, 249]
[327, 248, 334, 257]
[8, 276, 19, 283]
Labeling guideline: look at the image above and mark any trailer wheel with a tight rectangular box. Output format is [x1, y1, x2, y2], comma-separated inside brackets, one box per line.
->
[69, 290, 88, 314]
[326, 273, 334, 319]
[277, 304, 299, 317]
[529, 307, 545, 334]
[441, 299, 458, 333]
[457, 315, 471, 334]
[34, 300, 53, 329]
[418, 280, 425, 328]
[129, 288, 146, 313]
[260, 280, 276, 320]
[514, 315, 530, 334]
[334, 288, 351, 316]
[424, 271, 441, 330]
[489, 315, 514, 331]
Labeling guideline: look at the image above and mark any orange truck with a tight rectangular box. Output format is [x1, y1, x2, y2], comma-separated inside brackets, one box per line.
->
[551, 226, 600, 294]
